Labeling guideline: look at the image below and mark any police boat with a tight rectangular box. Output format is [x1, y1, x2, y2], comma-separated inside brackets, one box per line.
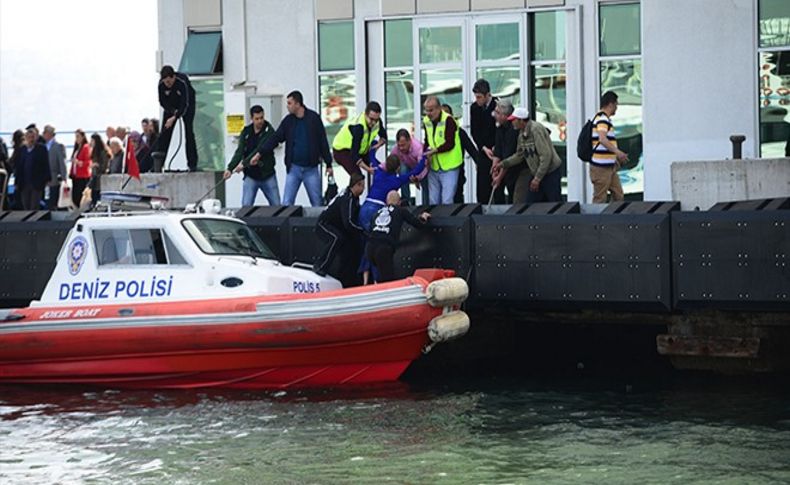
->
[0, 193, 470, 389]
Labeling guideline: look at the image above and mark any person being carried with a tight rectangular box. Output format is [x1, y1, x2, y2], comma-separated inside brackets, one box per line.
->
[313, 172, 366, 284]
[357, 154, 426, 232]
[367, 190, 431, 283]
[224, 104, 280, 206]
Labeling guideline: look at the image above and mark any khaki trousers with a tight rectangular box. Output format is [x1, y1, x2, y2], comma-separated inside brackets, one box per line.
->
[589, 163, 624, 203]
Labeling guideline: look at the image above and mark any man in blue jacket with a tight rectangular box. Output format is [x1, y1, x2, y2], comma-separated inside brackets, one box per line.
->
[251, 90, 333, 206]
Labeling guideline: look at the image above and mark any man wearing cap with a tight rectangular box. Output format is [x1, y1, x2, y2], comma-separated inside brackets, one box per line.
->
[157, 65, 198, 171]
[492, 107, 562, 203]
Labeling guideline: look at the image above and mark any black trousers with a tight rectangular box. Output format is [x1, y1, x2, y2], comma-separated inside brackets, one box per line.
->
[315, 222, 345, 275]
[71, 178, 89, 208]
[366, 242, 395, 282]
[524, 167, 562, 203]
[19, 186, 43, 210]
[157, 112, 198, 171]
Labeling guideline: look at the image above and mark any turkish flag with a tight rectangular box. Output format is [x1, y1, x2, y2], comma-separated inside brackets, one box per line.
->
[125, 137, 141, 180]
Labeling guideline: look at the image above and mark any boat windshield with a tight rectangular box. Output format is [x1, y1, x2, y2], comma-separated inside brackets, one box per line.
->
[182, 218, 276, 259]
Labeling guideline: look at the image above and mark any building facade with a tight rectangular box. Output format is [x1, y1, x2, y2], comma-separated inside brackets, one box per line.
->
[157, 0, 789, 205]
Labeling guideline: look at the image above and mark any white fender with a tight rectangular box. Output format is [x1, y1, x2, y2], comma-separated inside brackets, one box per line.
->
[428, 310, 470, 343]
[425, 277, 469, 308]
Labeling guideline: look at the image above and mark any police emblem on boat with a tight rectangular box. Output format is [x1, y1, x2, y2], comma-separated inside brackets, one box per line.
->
[68, 236, 88, 275]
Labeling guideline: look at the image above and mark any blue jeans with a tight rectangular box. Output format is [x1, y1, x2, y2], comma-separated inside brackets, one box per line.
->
[242, 174, 280, 206]
[283, 164, 323, 207]
[428, 168, 459, 205]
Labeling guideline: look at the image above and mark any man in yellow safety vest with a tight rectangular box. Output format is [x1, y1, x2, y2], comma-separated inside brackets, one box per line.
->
[332, 101, 387, 175]
[422, 96, 462, 204]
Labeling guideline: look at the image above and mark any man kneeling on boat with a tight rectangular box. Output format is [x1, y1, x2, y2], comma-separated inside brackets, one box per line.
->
[313, 172, 365, 284]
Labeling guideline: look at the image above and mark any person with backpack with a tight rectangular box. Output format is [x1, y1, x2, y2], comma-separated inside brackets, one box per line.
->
[492, 107, 562, 203]
[580, 91, 629, 203]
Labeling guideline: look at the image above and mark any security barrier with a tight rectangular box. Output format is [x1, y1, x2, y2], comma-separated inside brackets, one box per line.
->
[0, 200, 787, 313]
[474, 201, 675, 311]
[672, 198, 789, 310]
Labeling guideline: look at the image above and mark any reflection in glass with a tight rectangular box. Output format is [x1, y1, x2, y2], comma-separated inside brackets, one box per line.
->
[599, 3, 641, 57]
[600, 60, 643, 196]
[319, 73, 356, 146]
[386, 70, 415, 140]
[420, 69, 464, 127]
[419, 26, 462, 64]
[192, 79, 225, 171]
[759, 51, 790, 157]
[760, 0, 790, 48]
[476, 66, 520, 106]
[319, 21, 354, 71]
[533, 64, 567, 194]
[476, 23, 519, 62]
[385, 19, 413, 68]
[532, 11, 566, 61]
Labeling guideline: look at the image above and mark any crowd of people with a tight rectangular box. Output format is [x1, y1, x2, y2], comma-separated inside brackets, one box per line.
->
[0, 118, 163, 211]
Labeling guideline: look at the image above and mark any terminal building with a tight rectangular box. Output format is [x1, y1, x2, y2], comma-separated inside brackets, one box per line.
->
[156, 0, 789, 206]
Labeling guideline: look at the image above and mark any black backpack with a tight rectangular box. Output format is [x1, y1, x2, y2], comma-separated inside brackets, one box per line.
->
[576, 113, 602, 162]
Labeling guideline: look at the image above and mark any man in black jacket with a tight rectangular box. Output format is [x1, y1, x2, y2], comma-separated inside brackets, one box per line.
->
[253, 90, 333, 207]
[470, 78, 498, 204]
[313, 172, 365, 284]
[367, 191, 431, 283]
[157, 65, 198, 171]
[224, 105, 280, 206]
[14, 128, 51, 210]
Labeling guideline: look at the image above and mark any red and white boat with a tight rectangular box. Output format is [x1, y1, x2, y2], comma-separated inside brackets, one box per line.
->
[0, 197, 469, 389]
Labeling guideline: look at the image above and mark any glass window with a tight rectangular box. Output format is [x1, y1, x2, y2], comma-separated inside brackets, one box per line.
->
[533, 11, 566, 61]
[182, 219, 276, 259]
[94, 229, 172, 265]
[477, 66, 521, 106]
[759, 51, 790, 157]
[385, 19, 413, 68]
[94, 230, 133, 266]
[386, 70, 415, 137]
[476, 23, 519, 62]
[419, 26, 462, 64]
[600, 59, 644, 196]
[319, 21, 354, 71]
[129, 229, 168, 265]
[179, 31, 223, 75]
[319, 73, 357, 145]
[191, 79, 225, 171]
[164, 232, 188, 265]
[760, 0, 790, 48]
[420, 69, 464, 126]
[533, 64, 568, 194]
[599, 3, 641, 56]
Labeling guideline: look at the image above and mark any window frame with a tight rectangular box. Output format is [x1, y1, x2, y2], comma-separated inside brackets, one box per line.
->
[178, 29, 223, 76]
[92, 228, 188, 267]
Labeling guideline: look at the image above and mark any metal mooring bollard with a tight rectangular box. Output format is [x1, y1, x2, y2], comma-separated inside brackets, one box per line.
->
[730, 134, 746, 159]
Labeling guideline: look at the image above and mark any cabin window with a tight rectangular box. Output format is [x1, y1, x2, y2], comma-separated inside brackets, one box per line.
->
[181, 218, 276, 259]
[94, 229, 183, 266]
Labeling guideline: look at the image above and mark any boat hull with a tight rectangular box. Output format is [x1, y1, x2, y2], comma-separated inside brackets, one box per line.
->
[0, 278, 443, 389]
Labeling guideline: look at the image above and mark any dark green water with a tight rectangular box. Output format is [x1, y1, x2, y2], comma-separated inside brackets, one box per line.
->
[1, 376, 789, 484]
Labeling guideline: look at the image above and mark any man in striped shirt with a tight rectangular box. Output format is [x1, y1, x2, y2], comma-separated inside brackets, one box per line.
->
[590, 91, 629, 203]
